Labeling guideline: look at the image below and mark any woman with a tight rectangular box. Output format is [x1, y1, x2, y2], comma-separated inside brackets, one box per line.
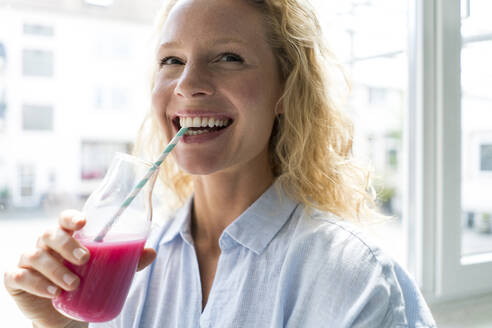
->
[4, 0, 436, 327]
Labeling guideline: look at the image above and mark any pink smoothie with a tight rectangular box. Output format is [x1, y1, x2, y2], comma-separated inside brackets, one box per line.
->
[52, 236, 146, 322]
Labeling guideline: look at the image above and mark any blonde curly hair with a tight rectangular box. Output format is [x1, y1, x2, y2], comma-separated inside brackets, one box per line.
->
[134, 0, 381, 221]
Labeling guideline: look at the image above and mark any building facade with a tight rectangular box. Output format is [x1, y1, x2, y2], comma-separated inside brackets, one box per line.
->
[0, 0, 158, 208]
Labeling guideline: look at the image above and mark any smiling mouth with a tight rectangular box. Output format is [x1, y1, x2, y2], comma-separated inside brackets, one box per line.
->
[173, 116, 233, 136]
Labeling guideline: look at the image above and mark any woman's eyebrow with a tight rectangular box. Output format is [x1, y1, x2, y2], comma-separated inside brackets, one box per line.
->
[210, 38, 248, 46]
[158, 38, 248, 50]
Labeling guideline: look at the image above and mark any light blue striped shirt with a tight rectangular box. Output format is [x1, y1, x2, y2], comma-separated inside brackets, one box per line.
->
[91, 181, 436, 327]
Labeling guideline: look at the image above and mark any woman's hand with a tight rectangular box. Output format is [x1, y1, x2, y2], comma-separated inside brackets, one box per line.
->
[3, 209, 156, 328]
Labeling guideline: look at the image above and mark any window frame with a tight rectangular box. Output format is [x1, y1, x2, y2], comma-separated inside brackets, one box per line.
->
[408, 0, 492, 302]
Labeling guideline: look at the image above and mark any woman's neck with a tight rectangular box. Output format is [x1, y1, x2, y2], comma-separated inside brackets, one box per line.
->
[190, 160, 275, 249]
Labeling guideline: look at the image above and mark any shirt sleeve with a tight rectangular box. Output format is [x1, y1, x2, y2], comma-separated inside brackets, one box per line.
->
[281, 217, 436, 328]
[349, 251, 436, 328]
[392, 263, 436, 328]
[348, 258, 409, 328]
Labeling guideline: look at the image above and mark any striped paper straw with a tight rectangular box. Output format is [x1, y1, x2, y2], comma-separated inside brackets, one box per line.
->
[94, 127, 189, 242]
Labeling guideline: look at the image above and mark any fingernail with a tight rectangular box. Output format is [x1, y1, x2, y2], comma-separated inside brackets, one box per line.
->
[72, 215, 84, 225]
[73, 248, 88, 261]
[63, 273, 77, 286]
[47, 285, 58, 295]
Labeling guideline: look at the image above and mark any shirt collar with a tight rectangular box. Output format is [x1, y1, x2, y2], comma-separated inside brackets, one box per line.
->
[158, 180, 299, 254]
[158, 197, 193, 245]
[222, 180, 299, 255]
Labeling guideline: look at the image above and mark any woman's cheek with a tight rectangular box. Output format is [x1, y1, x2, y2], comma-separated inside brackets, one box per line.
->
[151, 83, 174, 139]
[230, 77, 265, 112]
[151, 80, 166, 111]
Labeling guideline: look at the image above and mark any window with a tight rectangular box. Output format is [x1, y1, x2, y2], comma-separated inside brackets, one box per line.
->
[387, 148, 398, 169]
[480, 144, 492, 171]
[309, 0, 492, 302]
[22, 104, 53, 131]
[18, 165, 35, 198]
[22, 49, 53, 77]
[407, 0, 492, 300]
[23, 24, 54, 37]
[81, 141, 132, 181]
[313, 0, 408, 265]
[460, 0, 492, 257]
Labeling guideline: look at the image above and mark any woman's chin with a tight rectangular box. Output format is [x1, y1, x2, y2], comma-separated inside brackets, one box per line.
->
[177, 161, 223, 176]
[174, 152, 229, 176]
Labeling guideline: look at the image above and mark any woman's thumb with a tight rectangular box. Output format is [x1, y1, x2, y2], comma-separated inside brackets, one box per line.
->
[137, 248, 157, 271]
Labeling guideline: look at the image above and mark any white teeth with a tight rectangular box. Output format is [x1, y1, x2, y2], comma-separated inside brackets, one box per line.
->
[192, 117, 201, 127]
[184, 129, 210, 136]
[179, 116, 231, 129]
[201, 117, 208, 127]
[185, 117, 193, 127]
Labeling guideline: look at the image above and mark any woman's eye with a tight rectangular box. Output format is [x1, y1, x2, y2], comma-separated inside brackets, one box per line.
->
[159, 57, 183, 66]
[218, 53, 244, 63]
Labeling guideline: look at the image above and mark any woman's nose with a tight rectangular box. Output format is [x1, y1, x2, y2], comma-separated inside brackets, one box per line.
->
[174, 64, 215, 98]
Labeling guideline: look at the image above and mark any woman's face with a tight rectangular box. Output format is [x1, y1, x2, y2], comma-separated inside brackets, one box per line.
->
[152, 0, 282, 176]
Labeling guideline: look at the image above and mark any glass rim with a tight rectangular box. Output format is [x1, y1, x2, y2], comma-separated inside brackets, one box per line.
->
[114, 152, 155, 168]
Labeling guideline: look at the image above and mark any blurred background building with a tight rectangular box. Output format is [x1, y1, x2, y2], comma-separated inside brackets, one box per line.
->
[0, 0, 160, 211]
